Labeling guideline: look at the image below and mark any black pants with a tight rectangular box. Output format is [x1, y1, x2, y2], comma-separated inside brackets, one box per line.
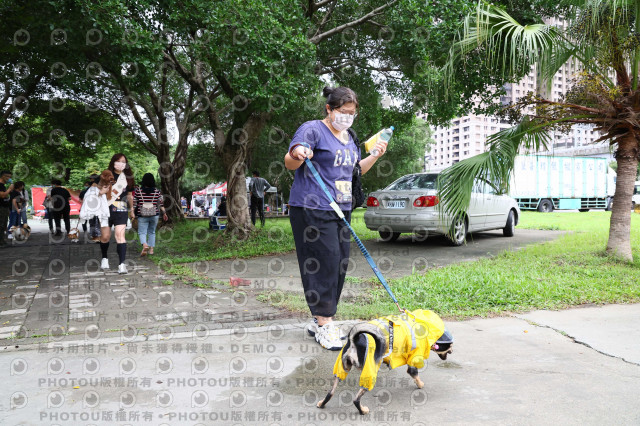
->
[52, 208, 70, 233]
[0, 207, 8, 244]
[290, 206, 351, 318]
[250, 195, 265, 226]
[46, 208, 54, 231]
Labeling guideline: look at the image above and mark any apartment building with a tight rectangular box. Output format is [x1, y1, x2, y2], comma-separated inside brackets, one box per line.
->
[424, 18, 612, 172]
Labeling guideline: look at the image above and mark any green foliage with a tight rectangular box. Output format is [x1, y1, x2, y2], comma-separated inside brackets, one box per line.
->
[361, 117, 434, 193]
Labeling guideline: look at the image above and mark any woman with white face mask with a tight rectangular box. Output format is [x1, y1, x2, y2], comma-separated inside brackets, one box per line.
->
[284, 86, 388, 351]
[99, 153, 136, 274]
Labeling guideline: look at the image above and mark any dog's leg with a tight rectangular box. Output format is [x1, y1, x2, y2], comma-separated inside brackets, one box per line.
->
[317, 377, 339, 409]
[407, 366, 424, 389]
[353, 388, 369, 415]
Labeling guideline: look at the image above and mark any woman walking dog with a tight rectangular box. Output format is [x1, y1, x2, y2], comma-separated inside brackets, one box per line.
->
[99, 154, 135, 274]
[284, 86, 388, 350]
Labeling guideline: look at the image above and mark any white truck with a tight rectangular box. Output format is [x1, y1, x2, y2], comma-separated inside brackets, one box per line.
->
[509, 155, 616, 212]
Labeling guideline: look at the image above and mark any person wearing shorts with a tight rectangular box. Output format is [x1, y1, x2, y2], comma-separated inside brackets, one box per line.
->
[99, 153, 135, 274]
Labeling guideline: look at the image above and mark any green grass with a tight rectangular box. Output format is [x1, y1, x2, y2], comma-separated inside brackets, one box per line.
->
[151, 210, 378, 263]
[261, 211, 640, 320]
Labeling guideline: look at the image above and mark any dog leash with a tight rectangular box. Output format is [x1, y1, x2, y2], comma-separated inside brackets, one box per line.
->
[302, 155, 405, 314]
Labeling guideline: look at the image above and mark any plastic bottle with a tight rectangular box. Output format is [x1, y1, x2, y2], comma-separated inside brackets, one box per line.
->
[364, 126, 394, 156]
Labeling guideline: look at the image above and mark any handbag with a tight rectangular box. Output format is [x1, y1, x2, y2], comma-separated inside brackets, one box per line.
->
[140, 202, 156, 217]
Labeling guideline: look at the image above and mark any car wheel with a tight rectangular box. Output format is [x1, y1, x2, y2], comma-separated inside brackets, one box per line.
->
[578, 208, 589, 212]
[448, 216, 467, 246]
[379, 230, 400, 242]
[537, 199, 553, 213]
[503, 210, 515, 237]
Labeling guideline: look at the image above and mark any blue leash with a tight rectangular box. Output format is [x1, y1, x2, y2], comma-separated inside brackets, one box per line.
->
[303, 157, 404, 313]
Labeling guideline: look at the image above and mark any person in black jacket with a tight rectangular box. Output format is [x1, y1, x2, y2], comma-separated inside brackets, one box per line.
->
[50, 179, 71, 237]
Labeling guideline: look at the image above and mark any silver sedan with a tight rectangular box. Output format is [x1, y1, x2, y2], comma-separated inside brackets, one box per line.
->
[363, 173, 520, 245]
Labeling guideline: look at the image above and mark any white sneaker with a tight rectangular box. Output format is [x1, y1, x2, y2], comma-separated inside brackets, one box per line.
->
[7, 233, 13, 240]
[118, 263, 128, 274]
[100, 258, 109, 270]
[314, 322, 345, 351]
[306, 318, 346, 340]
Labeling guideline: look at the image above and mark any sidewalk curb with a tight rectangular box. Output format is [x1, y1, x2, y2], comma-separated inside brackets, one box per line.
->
[0, 320, 360, 353]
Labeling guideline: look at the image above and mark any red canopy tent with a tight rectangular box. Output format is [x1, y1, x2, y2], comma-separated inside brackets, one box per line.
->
[31, 186, 82, 216]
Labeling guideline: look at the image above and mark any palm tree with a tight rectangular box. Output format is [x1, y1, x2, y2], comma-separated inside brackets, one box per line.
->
[439, 0, 640, 261]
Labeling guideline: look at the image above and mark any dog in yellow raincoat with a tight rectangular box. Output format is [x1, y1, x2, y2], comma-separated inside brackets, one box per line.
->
[317, 309, 453, 415]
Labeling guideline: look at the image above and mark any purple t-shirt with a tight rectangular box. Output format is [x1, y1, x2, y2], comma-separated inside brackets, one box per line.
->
[288, 120, 360, 211]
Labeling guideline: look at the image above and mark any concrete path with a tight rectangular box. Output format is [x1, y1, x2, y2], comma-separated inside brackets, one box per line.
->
[1, 306, 639, 425]
[0, 222, 301, 344]
[2, 222, 639, 424]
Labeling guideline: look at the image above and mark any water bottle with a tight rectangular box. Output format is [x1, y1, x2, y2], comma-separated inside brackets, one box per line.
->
[364, 126, 394, 156]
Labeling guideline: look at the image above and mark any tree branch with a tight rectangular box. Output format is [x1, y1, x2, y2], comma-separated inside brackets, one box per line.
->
[308, 0, 398, 45]
[312, 0, 338, 39]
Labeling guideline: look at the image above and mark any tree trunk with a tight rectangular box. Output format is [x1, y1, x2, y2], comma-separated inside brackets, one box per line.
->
[159, 172, 184, 222]
[606, 134, 639, 261]
[221, 112, 270, 236]
[156, 123, 187, 224]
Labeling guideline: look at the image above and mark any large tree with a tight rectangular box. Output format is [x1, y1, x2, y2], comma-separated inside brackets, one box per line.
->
[438, 0, 640, 261]
[93, 0, 505, 236]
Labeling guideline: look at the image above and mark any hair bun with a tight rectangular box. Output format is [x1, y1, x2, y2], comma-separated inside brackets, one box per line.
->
[322, 86, 334, 98]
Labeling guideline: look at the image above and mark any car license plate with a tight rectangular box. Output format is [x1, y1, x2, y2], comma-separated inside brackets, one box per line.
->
[386, 200, 405, 208]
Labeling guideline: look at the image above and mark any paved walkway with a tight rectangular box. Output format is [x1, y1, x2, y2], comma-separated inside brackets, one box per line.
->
[0, 222, 300, 344]
[1, 222, 639, 424]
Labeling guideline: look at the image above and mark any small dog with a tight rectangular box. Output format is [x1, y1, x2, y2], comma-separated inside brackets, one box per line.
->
[10, 224, 31, 242]
[67, 228, 80, 243]
[317, 309, 453, 415]
[98, 170, 116, 200]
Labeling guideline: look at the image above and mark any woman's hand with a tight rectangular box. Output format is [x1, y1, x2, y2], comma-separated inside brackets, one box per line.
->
[371, 140, 388, 158]
[291, 145, 313, 161]
[129, 211, 135, 220]
[163, 213, 168, 221]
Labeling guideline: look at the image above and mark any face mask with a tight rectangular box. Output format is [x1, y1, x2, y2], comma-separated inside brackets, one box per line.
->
[331, 112, 354, 132]
[114, 161, 126, 172]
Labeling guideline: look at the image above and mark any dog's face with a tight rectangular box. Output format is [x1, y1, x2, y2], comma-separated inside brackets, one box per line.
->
[99, 170, 115, 186]
[432, 329, 454, 360]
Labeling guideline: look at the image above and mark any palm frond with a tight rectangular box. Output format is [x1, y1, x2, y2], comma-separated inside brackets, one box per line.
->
[445, 2, 561, 87]
[437, 117, 552, 227]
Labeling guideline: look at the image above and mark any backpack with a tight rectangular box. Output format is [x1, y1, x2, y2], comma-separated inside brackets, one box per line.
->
[347, 128, 365, 211]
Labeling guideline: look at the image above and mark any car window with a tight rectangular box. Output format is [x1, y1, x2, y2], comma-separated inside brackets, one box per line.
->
[386, 174, 438, 190]
[473, 179, 500, 195]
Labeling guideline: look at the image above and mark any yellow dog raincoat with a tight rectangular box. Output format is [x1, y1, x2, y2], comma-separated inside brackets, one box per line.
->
[333, 309, 445, 390]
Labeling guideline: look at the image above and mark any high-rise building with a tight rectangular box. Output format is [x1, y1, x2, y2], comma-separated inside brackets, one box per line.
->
[423, 18, 612, 172]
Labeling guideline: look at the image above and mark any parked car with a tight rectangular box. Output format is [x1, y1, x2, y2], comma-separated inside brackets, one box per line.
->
[363, 173, 521, 245]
